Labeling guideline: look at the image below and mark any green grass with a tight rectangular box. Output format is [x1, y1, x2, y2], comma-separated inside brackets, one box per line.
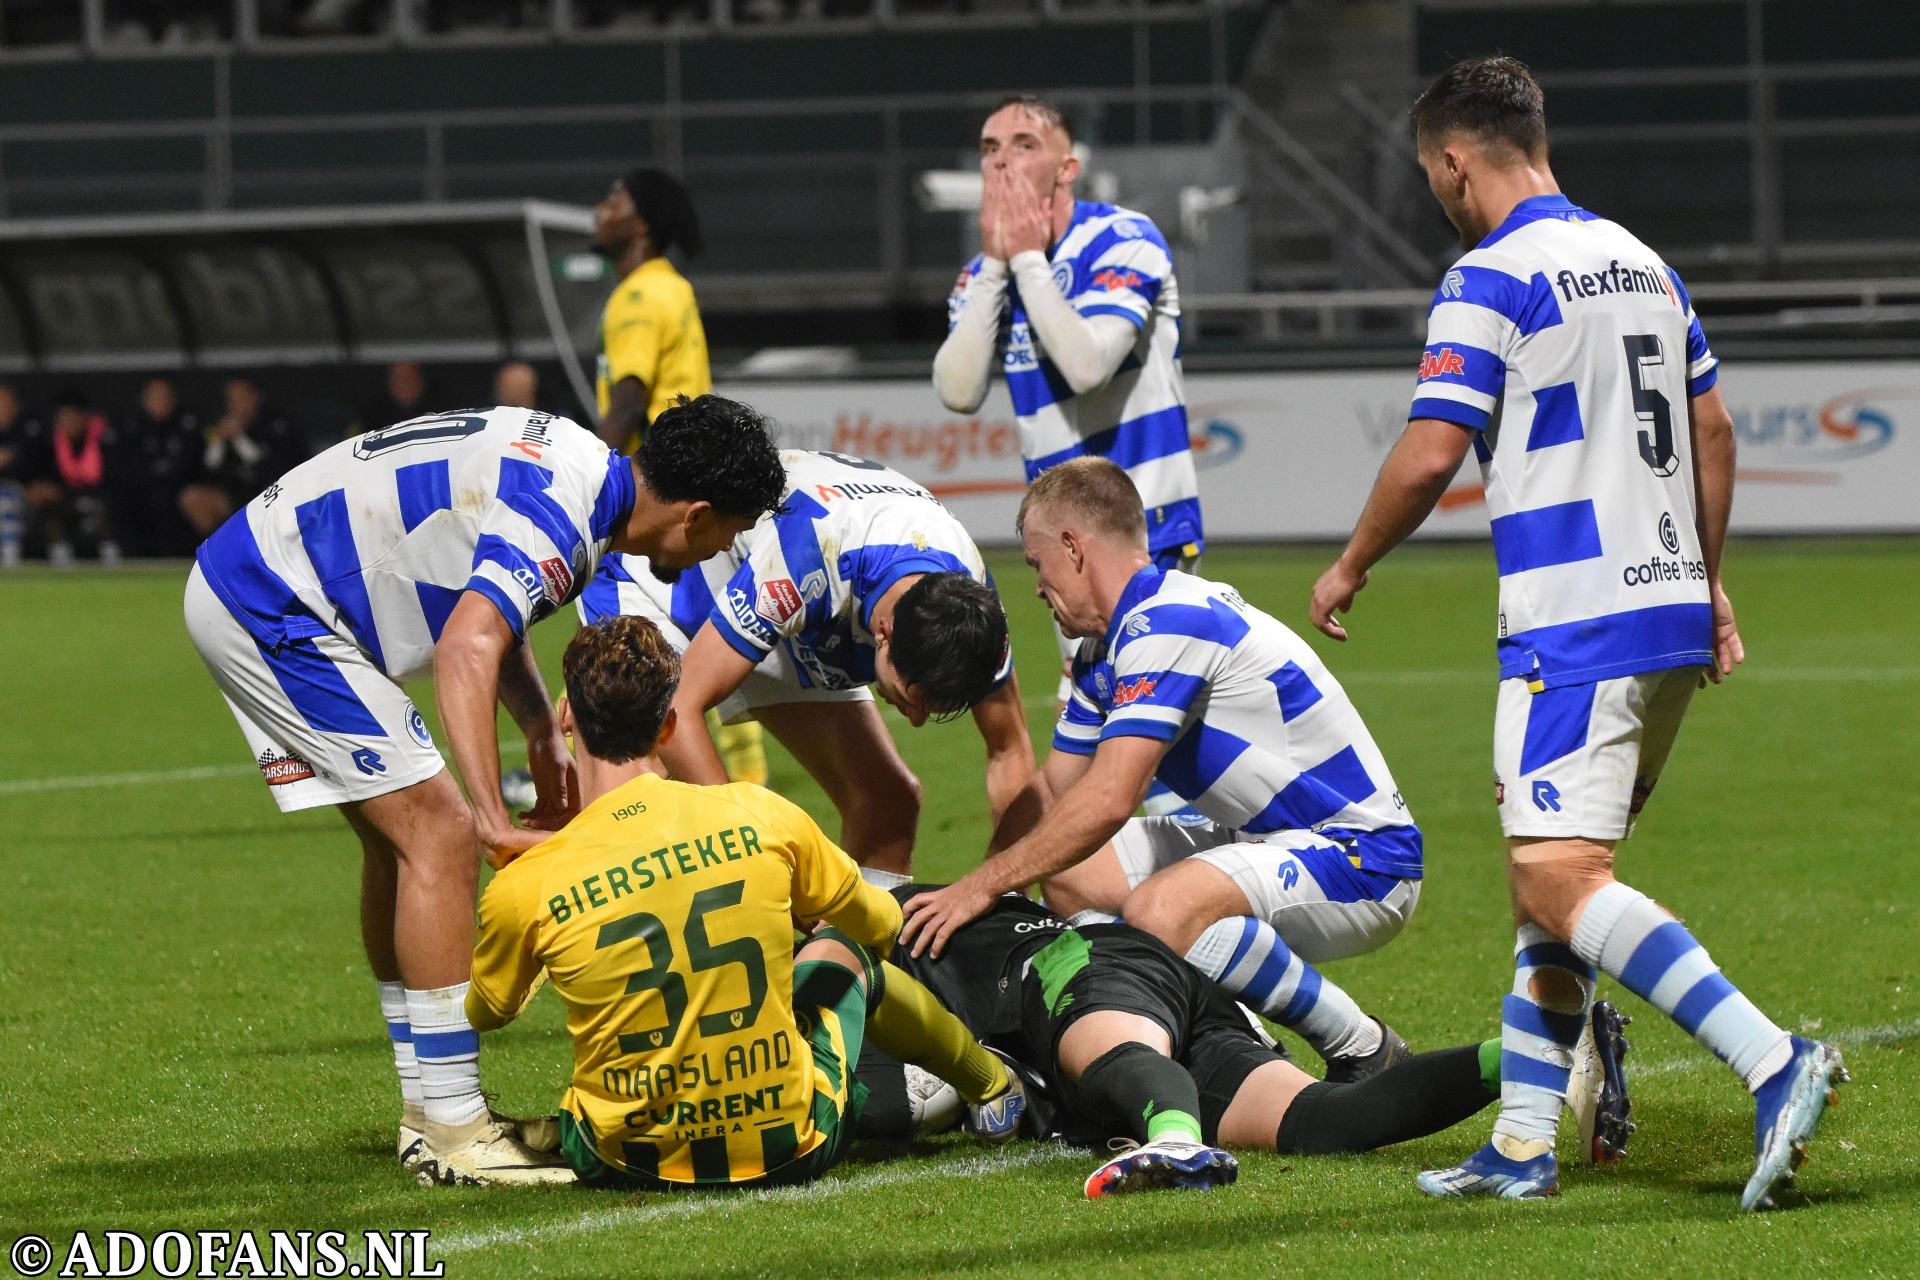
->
[2, 539, 1916, 1278]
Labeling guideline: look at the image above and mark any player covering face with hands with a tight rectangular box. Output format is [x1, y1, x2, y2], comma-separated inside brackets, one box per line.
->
[186, 395, 785, 1184]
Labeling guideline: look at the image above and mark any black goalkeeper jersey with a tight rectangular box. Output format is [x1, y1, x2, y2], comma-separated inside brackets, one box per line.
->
[886, 886, 1070, 1040]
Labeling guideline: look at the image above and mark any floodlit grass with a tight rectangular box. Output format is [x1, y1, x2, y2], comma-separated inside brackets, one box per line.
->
[2, 538, 1915, 1278]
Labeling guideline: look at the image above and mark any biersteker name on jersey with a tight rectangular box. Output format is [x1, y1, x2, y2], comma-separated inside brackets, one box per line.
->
[1409, 194, 1720, 690]
[196, 407, 634, 682]
[949, 201, 1203, 555]
[1055, 565, 1419, 879]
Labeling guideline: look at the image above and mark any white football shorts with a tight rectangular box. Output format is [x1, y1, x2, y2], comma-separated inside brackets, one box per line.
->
[1493, 665, 1703, 841]
[1111, 815, 1421, 965]
[184, 565, 447, 812]
[581, 564, 870, 725]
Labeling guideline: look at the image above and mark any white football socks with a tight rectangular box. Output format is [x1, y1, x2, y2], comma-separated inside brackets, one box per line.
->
[1571, 882, 1791, 1093]
[1185, 917, 1381, 1061]
[377, 980, 423, 1109]
[406, 982, 487, 1128]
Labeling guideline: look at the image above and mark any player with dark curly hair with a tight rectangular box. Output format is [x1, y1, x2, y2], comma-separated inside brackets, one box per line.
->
[592, 167, 711, 452]
[581, 448, 1033, 885]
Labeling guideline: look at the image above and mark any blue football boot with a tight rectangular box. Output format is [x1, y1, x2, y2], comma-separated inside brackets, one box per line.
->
[1742, 1036, 1847, 1212]
[1417, 1142, 1559, 1199]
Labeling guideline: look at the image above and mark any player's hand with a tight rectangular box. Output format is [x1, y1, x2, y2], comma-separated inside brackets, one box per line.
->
[898, 878, 996, 959]
[519, 731, 580, 832]
[999, 168, 1054, 259]
[1309, 557, 1368, 641]
[1704, 580, 1745, 685]
[979, 165, 1008, 262]
[479, 823, 551, 870]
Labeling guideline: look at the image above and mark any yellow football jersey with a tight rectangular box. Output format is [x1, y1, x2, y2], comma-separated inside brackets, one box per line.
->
[467, 773, 901, 1185]
[594, 255, 712, 430]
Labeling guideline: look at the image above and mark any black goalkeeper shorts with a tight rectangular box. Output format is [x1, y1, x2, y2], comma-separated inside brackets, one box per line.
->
[1022, 923, 1291, 1145]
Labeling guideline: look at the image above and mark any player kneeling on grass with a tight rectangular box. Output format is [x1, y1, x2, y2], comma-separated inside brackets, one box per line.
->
[461, 616, 1025, 1189]
[185, 397, 785, 1186]
[880, 887, 1604, 1198]
[902, 457, 1420, 1084]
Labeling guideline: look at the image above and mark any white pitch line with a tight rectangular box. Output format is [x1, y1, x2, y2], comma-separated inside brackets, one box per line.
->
[0, 739, 527, 797]
[1627, 1017, 1920, 1079]
[435, 1145, 1083, 1255]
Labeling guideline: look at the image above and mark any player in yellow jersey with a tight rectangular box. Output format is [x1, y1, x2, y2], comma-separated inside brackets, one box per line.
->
[589, 166, 766, 787]
[460, 615, 1023, 1189]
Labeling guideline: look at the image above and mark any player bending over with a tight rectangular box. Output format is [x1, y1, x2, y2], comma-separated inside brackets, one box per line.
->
[1310, 57, 1845, 1209]
[902, 458, 1419, 1083]
[185, 397, 785, 1185]
[880, 886, 1576, 1197]
[465, 616, 1026, 1188]
[581, 448, 1033, 883]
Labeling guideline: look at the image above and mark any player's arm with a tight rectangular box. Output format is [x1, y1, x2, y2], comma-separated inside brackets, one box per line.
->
[435, 592, 550, 864]
[969, 672, 1036, 826]
[1309, 418, 1475, 640]
[657, 621, 758, 785]
[1689, 383, 1744, 682]
[932, 258, 1008, 414]
[465, 867, 545, 1032]
[495, 636, 578, 832]
[899, 734, 1162, 957]
[986, 736, 1094, 854]
[598, 375, 649, 451]
[783, 799, 906, 954]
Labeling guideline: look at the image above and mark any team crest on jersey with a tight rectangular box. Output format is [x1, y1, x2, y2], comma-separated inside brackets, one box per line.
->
[1052, 263, 1074, 294]
[1418, 347, 1468, 381]
[756, 578, 804, 624]
[1092, 268, 1144, 293]
[259, 750, 316, 787]
[406, 706, 434, 749]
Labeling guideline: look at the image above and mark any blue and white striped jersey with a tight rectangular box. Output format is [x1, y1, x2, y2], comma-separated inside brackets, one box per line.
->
[1410, 194, 1720, 689]
[196, 407, 633, 683]
[949, 200, 1203, 556]
[1055, 566, 1420, 878]
[584, 450, 1010, 693]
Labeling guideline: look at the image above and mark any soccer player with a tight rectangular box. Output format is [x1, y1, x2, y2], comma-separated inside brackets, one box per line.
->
[901, 458, 1418, 1082]
[464, 616, 1025, 1189]
[580, 449, 1034, 882]
[881, 885, 1532, 1197]
[589, 167, 766, 787]
[184, 396, 785, 1185]
[933, 94, 1205, 774]
[1307, 57, 1845, 1209]
[592, 168, 711, 452]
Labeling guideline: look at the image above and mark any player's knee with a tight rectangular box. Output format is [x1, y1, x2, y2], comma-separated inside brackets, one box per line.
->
[1507, 844, 1614, 940]
[1120, 881, 1207, 955]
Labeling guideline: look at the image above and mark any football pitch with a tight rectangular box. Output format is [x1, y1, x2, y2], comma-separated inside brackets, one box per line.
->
[2, 538, 1915, 1278]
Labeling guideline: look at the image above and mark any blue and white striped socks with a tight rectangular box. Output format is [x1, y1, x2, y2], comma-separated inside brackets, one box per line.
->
[1185, 917, 1380, 1061]
[377, 980, 423, 1110]
[1571, 882, 1791, 1091]
[406, 982, 488, 1128]
[1492, 925, 1595, 1156]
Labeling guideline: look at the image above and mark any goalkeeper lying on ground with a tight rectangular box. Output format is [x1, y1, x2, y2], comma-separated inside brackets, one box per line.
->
[866, 887, 1630, 1198]
[451, 615, 1021, 1189]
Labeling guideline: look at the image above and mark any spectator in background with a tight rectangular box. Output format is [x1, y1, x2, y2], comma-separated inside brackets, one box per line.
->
[179, 379, 307, 540]
[21, 391, 123, 568]
[361, 360, 433, 433]
[591, 168, 711, 451]
[0, 383, 45, 568]
[121, 377, 204, 558]
[493, 361, 540, 410]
